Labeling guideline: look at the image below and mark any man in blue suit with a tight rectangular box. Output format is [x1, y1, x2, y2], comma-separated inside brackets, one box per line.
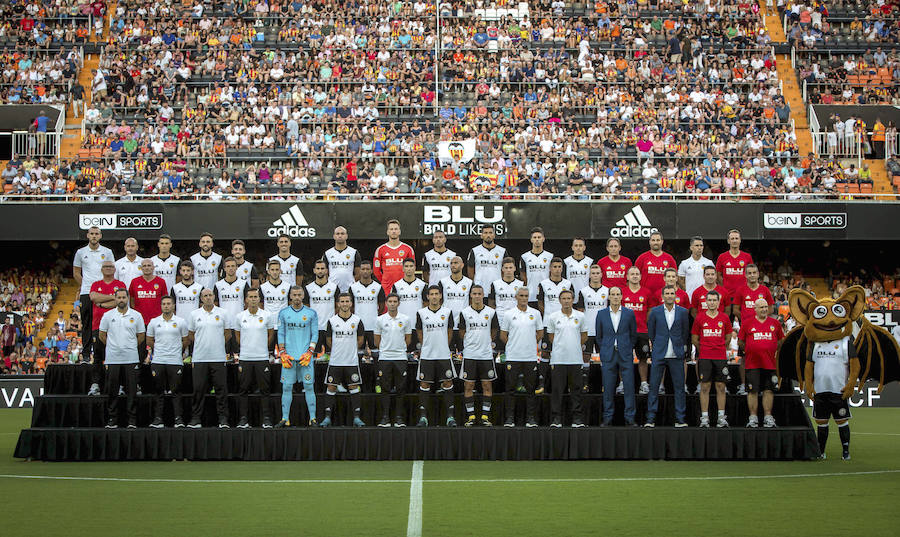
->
[645, 285, 691, 427]
[595, 287, 638, 426]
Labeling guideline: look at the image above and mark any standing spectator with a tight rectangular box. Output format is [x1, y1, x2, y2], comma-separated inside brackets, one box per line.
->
[1, 318, 15, 358]
[73, 226, 114, 374]
[70, 81, 85, 118]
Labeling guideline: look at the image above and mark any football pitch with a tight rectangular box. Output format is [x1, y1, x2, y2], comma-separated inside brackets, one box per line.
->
[2, 409, 899, 537]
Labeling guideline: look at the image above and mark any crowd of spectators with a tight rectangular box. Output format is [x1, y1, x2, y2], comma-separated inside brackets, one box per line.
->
[0, 45, 84, 105]
[0, 1, 107, 47]
[784, 0, 899, 49]
[799, 46, 900, 105]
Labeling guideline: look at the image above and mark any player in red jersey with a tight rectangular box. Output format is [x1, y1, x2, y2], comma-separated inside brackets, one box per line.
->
[373, 219, 415, 296]
[731, 264, 774, 395]
[691, 291, 732, 428]
[738, 298, 785, 428]
[634, 232, 677, 298]
[596, 238, 632, 290]
[715, 229, 754, 315]
[690, 266, 731, 318]
[621, 266, 656, 393]
[129, 259, 169, 363]
[87, 260, 126, 396]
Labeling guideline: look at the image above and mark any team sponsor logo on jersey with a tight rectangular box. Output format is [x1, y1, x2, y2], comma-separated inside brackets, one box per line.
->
[268, 205, 317, 237]
[422, 205, 506, 236]
[610, 205, 658, 238]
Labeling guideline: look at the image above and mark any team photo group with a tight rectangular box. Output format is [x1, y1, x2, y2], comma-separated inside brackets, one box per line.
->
[73, 220, 859, 460]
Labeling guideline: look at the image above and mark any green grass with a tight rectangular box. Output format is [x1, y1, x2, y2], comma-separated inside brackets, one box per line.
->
[2, 409, 900, 536]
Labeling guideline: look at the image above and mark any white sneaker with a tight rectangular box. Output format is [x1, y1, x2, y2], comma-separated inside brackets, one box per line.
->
[717, 416, 729, 428]
[763, 415, 777, 428]
[746, 415, 759, 428]
[616, 382, 624, 395]
[658, 383, 665, 395]
[639, 381, 650, 395]
[684, 386, 690, 394]
[699, 415, 710, 428]
[737, 384, 747, 396]
[87, 383, 101, 396]
[118, 386, 125, 396]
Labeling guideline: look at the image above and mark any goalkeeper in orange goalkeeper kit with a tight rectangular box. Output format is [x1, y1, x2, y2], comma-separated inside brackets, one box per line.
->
[275, 286, 319, 427]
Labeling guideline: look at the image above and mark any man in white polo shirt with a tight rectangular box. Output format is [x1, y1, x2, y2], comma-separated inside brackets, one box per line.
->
[234, 288, 276, 429]
[98, 288, 145, 429]
[499, 287, 544, 427]
[188, 288, 232, 428]
[678, 236, 713, 298]
[147, 295, 188, 428]
[546, 289, 588, 428]
[374, 293, 412, 427]
[114, 237, 143, 291]
[73, 226, 114, 371]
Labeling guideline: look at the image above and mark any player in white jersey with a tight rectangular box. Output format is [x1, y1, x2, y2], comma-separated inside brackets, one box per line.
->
[537, 257, 575, 381]
[374, 293, 412, 427]
[438, 256, 473, 355]
[321, 293, 365, 427]
[114, 237, 143, 291]
[519, 227, 553, 303]
[214, 257, 249, 360]
[260, 259, 291, 340]
[563, 237, 594, 297]
[270, 234, 304, 286]
[150, 234, 180, 292]
[488, 257, 524, 321]
[547, 289, 588, 427]
[349, 260, 384, 359]
[499, 287, 544, 427]
[422, 230, 455, 286]
[190, 232, 222, 290]
[324, 226, 361, 292]
[467, 224, 506, 289]
[808, 335, 857, 461]
[391, 258, 427, 354]
[306, 259, 337, 357]
[230, 239, 259, 288]
[234, 288, 276, 428]
[170, 260, 203, 323]
[415, 286, 456, 427]
[187, 289, 232, 428]
[576, 265, 609, 391]
[458, 285, 499, 426]
[678, 236, 713, 298]
[146, 295, 188, 428]
[73, 226, 115, 363]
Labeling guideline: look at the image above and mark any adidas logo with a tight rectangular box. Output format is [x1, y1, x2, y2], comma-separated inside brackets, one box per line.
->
[610, 205, 659, 238]
[267, 205, 317, 238]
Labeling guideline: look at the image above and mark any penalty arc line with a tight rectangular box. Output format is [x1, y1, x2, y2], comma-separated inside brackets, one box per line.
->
[406, 460, 424, 537]
[1, 469, 900, 484]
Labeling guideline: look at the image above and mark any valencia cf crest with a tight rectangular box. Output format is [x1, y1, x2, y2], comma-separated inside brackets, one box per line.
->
[345, 254, 351, 259]
[663, 261, 668, 266]
[717, 321, 723, 327]
[326, 289, 331, 294]
[620, 264, 625, 269]
[192, 289, 198, 294]
[302, 316, 307, 321]
[398, 322, 403, 327]
[448, 141, 465, 160]
[739, 261, 745, 266]
[304, 373, 311, 381]
[215, 316, 220, 321]
[153, 283, 159, 289]
[351, 373, 360, 382]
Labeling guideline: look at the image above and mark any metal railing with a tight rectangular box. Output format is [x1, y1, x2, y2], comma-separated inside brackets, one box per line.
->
[12, 131, 62, 160]
[885, 131, 900, 160]
[0, 191, 892, 203]
[810, 131, 862, 165]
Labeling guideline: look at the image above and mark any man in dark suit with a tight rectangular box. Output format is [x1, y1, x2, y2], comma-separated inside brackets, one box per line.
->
[645, 285, 691, 427]
[595, 287, 638, 426]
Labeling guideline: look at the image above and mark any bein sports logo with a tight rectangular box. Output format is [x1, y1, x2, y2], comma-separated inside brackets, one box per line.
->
[268, 205, 317, 238]
[79, 213, 162, 230]
[764, 212, 847, 229]
[610, 205, 658, 238]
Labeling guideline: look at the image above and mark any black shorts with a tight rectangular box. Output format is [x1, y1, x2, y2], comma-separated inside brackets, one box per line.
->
[746, 368, 778, 393]
[325, 364, 362, 387]
[378, 359, 407, 392]
[461, 359, 497, 382]
[698, 359, 729, 383]
[417, 358, 456, 383]
[583, 335, 598, 354]
[813, 392, 852, 421]
[634, 333, 650, 360]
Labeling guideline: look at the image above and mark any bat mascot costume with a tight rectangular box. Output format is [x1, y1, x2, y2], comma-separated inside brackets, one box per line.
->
[777, 285, 900, 460]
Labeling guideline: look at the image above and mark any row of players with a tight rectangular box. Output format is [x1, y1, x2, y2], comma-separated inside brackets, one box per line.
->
[96, 275, 786, 430]
[75, 224, 772, 399]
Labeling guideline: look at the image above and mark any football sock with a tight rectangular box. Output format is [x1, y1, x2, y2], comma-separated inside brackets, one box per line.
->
[324, 392, 336, 418]
[482, 399, 492, 414]
[465, 395, 475, 415]
[349, 388, 361, 418]
[717, 410, 725, 418]
[839, 422, 850, 450]
[418, 386, 429, 419]
[303, 387, 316, 421]
[817, 424, 829, 453]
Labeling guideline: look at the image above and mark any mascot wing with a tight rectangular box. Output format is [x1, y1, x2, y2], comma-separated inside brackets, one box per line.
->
[853, 319, 900, 393]
[776, 326, 808, 388]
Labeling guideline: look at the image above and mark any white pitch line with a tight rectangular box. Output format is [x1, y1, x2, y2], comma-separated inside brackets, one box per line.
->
[854, 432, 900, 436]
[406, 461, 424, 537]
[2, 469, 900, 484]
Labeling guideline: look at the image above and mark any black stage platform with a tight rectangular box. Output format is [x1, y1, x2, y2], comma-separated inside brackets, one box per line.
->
[14, 364, 819, 461]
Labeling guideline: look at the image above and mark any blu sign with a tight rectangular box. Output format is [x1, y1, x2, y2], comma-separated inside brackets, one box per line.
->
[764, 212, 846, 229]
[422, 205, 506, 236]
[79, 213, 163, 230]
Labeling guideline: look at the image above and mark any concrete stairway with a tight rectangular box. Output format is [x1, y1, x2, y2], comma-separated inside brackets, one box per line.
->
[35, 279, 80, 343]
